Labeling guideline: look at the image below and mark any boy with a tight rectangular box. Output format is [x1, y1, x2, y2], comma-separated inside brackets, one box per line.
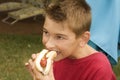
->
[25, 0, 116, 80]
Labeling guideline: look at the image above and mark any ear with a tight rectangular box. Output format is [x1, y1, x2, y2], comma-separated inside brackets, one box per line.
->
[79, 31, 90, 47]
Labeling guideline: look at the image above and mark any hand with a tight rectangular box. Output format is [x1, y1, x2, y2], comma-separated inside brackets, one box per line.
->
[25, 53, 55, 80]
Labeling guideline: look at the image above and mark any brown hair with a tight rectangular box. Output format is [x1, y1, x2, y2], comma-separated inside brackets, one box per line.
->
[45, 0, 91, 37]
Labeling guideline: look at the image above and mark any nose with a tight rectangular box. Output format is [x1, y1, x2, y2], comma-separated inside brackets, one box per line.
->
[44, 37, 56, 50]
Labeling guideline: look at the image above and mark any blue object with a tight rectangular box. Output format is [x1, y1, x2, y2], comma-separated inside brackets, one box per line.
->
[86, 0, 120, 65]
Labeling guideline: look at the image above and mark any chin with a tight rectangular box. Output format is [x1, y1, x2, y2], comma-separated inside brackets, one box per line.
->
[54, 55, 66, 62]
[54, 57, 61, 62]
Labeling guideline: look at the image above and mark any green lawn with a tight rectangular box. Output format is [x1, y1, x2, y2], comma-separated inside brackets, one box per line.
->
[0, 34, 120, 80]
[0, 34, 43, 80]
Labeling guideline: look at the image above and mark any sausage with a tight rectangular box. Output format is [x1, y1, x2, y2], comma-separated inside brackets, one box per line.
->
[35, 49, 57, 75]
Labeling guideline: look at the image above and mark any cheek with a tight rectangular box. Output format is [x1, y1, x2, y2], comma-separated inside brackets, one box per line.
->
[60, 45, 71, 55]
[42, 37, 46, 45]
[62, 41, 78, 53]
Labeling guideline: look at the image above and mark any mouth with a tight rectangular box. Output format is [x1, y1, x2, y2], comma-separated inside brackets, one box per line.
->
[55, 50, 61, 56]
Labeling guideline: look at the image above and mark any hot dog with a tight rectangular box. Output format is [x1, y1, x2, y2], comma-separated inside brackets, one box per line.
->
[35, 49, 57, 75]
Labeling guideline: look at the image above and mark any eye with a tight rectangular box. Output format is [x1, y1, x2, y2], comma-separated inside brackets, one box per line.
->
[43, 30, 49, 35]
[43, 30, 50, 37]
[56, 35, 65, 40]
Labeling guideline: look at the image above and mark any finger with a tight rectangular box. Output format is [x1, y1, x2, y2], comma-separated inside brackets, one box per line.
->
[31, 63, 44, 80]
[25, 62, 32, 71]
[25, 62, 35, 77]
[31, 54, 37, 60]
[28, 59, 41, 76]
[48, 64, 55, 80]
[25, 62, 30, 71]
[25, 62, 29, 67]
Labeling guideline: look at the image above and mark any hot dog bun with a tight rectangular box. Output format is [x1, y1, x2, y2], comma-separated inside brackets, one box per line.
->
[35, 49, 57, 75]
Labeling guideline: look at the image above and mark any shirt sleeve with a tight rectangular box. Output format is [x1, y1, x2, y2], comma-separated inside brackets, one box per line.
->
[92, 67, 116, 80]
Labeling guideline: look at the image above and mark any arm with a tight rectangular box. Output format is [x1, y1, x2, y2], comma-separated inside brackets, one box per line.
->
[92, 67, 116, 80]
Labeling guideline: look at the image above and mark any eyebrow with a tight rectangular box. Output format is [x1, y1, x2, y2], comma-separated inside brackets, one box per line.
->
[55, 32, 69, 39]
[43, 27, 68, 37]
[43, 28, 47, 31]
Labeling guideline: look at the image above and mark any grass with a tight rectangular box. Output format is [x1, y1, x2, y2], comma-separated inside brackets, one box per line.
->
[113, 59, 120, 80]
[0, 34, 43, 80]
[0, 34, 120, 80]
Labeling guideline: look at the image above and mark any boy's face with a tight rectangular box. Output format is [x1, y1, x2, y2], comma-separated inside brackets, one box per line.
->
[42, 16, 81, 61]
